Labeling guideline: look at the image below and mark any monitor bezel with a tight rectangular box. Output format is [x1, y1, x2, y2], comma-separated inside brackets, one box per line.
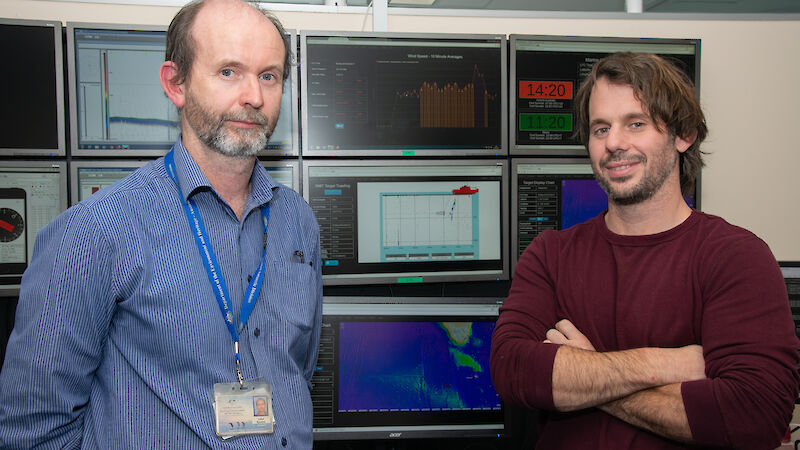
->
[508, 34, 701, 156]
[300, 30, 508, 157]
[259, 158, 300, 194]
[69, 159, 150, 205]
[0, 18, 66, 157]
[67, 23, 299, 157]
[302, 158, 510, 285]
[313, 297, 504, 440]
[0, 160, 69, 296]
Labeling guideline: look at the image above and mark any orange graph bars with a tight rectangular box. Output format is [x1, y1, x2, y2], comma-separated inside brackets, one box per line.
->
[418, 66, 489, 128]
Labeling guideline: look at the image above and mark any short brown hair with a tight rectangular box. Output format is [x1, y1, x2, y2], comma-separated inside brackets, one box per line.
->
[164, 0, 293, 85]
[574, 52, 708, 197]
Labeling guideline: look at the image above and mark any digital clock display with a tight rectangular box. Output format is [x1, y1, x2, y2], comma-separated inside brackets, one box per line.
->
[519, 113, 573, 132]
[519, 81, 573, 99]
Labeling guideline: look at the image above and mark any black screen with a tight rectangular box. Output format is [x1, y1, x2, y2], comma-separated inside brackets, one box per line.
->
[0, 22, 61, 151]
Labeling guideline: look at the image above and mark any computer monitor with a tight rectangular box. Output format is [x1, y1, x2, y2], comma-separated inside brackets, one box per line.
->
[509, 35, 700, 155]
[71, 159, 300, 205]
[0, 161, 68, 294]
[70, 160, 149, 204]
[301, 31, 507, 156]
[511, 159, 606, 272]
[312, 299, 504, 440]
[67, 23, 298, 157]
[0, 19, 65, 156]
[303, 160, 508, 285]
[260, 159, 300, 194]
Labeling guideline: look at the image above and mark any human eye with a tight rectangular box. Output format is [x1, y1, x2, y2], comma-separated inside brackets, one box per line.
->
[220, 68, 234, 78]
[260, 72, 280, 83]
[592, 126, 609, 137]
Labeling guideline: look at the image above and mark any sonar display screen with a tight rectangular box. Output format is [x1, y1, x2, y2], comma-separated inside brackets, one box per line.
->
[337, 321, 498, 412]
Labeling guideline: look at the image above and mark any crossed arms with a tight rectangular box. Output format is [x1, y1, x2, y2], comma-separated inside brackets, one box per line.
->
[545, 319, 705, 443]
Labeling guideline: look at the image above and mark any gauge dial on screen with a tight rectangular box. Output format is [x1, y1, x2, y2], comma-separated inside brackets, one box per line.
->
[0, 208, 25, 242]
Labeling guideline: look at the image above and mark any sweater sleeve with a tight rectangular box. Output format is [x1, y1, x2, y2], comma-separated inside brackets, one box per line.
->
[490, 232, 561, 411]
[682, 234, 799, 449]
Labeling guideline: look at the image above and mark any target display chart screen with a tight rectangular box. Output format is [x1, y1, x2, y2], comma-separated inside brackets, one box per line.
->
[303, 33, 505, 156]
[312, 302, 503, 440]
[512, 160, 607, 270]
[512, 37, 698, 154]
[304, 161, 507, 285]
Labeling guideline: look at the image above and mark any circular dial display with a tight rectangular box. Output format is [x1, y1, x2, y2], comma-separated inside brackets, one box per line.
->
[0, 208, 25, 242]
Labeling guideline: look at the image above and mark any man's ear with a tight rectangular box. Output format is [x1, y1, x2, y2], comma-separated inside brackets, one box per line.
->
[160, 61, 185, 108]
[675, 130, 697, 154]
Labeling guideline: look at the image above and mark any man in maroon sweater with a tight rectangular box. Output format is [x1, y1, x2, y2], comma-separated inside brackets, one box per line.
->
[491, 52, 799, 449]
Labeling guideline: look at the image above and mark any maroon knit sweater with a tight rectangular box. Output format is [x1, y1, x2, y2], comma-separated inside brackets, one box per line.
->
[491, 210, 799, 449]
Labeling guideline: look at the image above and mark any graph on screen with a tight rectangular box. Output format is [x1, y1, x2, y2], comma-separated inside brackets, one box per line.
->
[380, 187, 479, 262]
[302, 33, 505, 155]
[383, 66, 492, 130]
[74, 28, 178, 150]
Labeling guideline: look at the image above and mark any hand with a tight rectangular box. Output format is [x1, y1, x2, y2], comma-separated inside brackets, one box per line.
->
[544, 319, 596, 352]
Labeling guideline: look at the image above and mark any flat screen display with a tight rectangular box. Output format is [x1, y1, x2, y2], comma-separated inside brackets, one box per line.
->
[0, 19, 65, 156]
[312, 300, 503, 440]
[302, 32, 506, 156]
[72, 159, 300, 204]
[303, 160, 508, 285]
[68, 23, 298, 157]
[0, 162, 68, 292]
[510, 36, 699, 155]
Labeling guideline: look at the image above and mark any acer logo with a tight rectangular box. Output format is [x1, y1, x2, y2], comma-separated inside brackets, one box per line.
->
[388, 432, 402, 438]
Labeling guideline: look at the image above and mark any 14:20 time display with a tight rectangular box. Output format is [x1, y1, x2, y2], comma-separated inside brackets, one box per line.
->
[519, 80, 573, 99]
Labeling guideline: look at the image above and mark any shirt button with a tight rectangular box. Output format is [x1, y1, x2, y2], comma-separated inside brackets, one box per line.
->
[253, 328, 260, 337]
[281, 437, 287, 447]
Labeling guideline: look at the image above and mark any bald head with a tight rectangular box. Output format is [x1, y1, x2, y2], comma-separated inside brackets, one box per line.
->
[164, 0, 292, 86]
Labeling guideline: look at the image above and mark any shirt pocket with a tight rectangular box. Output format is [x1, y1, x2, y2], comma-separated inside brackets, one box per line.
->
[262, 259, 318, 364]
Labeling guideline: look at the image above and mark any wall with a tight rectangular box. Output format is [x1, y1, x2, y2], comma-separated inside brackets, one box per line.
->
[3, 0, 799, 260]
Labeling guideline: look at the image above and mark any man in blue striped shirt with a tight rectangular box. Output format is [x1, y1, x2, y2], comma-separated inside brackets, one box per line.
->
[0, 0, 322, 448]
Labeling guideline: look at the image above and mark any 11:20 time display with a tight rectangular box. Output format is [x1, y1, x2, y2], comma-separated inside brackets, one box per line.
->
[519, 113, 573, 132]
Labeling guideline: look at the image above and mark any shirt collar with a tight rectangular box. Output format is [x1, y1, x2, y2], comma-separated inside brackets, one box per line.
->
[171, 136, 277, 209]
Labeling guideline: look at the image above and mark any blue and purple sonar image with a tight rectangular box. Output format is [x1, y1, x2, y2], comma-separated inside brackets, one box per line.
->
[561, 179, 608, 230]
[338, 321, 500, 412]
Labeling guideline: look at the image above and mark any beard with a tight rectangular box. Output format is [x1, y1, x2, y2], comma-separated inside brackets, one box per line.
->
[182, 90, 275, 158]
[593, 143, 678, 206]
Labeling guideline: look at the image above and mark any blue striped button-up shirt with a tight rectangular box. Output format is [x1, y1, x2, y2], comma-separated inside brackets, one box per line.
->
[0, 139, 322, 449]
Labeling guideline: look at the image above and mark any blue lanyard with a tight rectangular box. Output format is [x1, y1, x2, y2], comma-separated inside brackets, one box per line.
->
[165, 150, 269, 385]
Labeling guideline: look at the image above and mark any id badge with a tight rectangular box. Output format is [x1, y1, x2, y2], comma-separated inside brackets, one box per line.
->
[213, 380, 275, 437]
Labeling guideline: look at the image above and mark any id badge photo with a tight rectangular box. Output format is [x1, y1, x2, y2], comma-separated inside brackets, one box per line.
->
[213, 380, 275, 437]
